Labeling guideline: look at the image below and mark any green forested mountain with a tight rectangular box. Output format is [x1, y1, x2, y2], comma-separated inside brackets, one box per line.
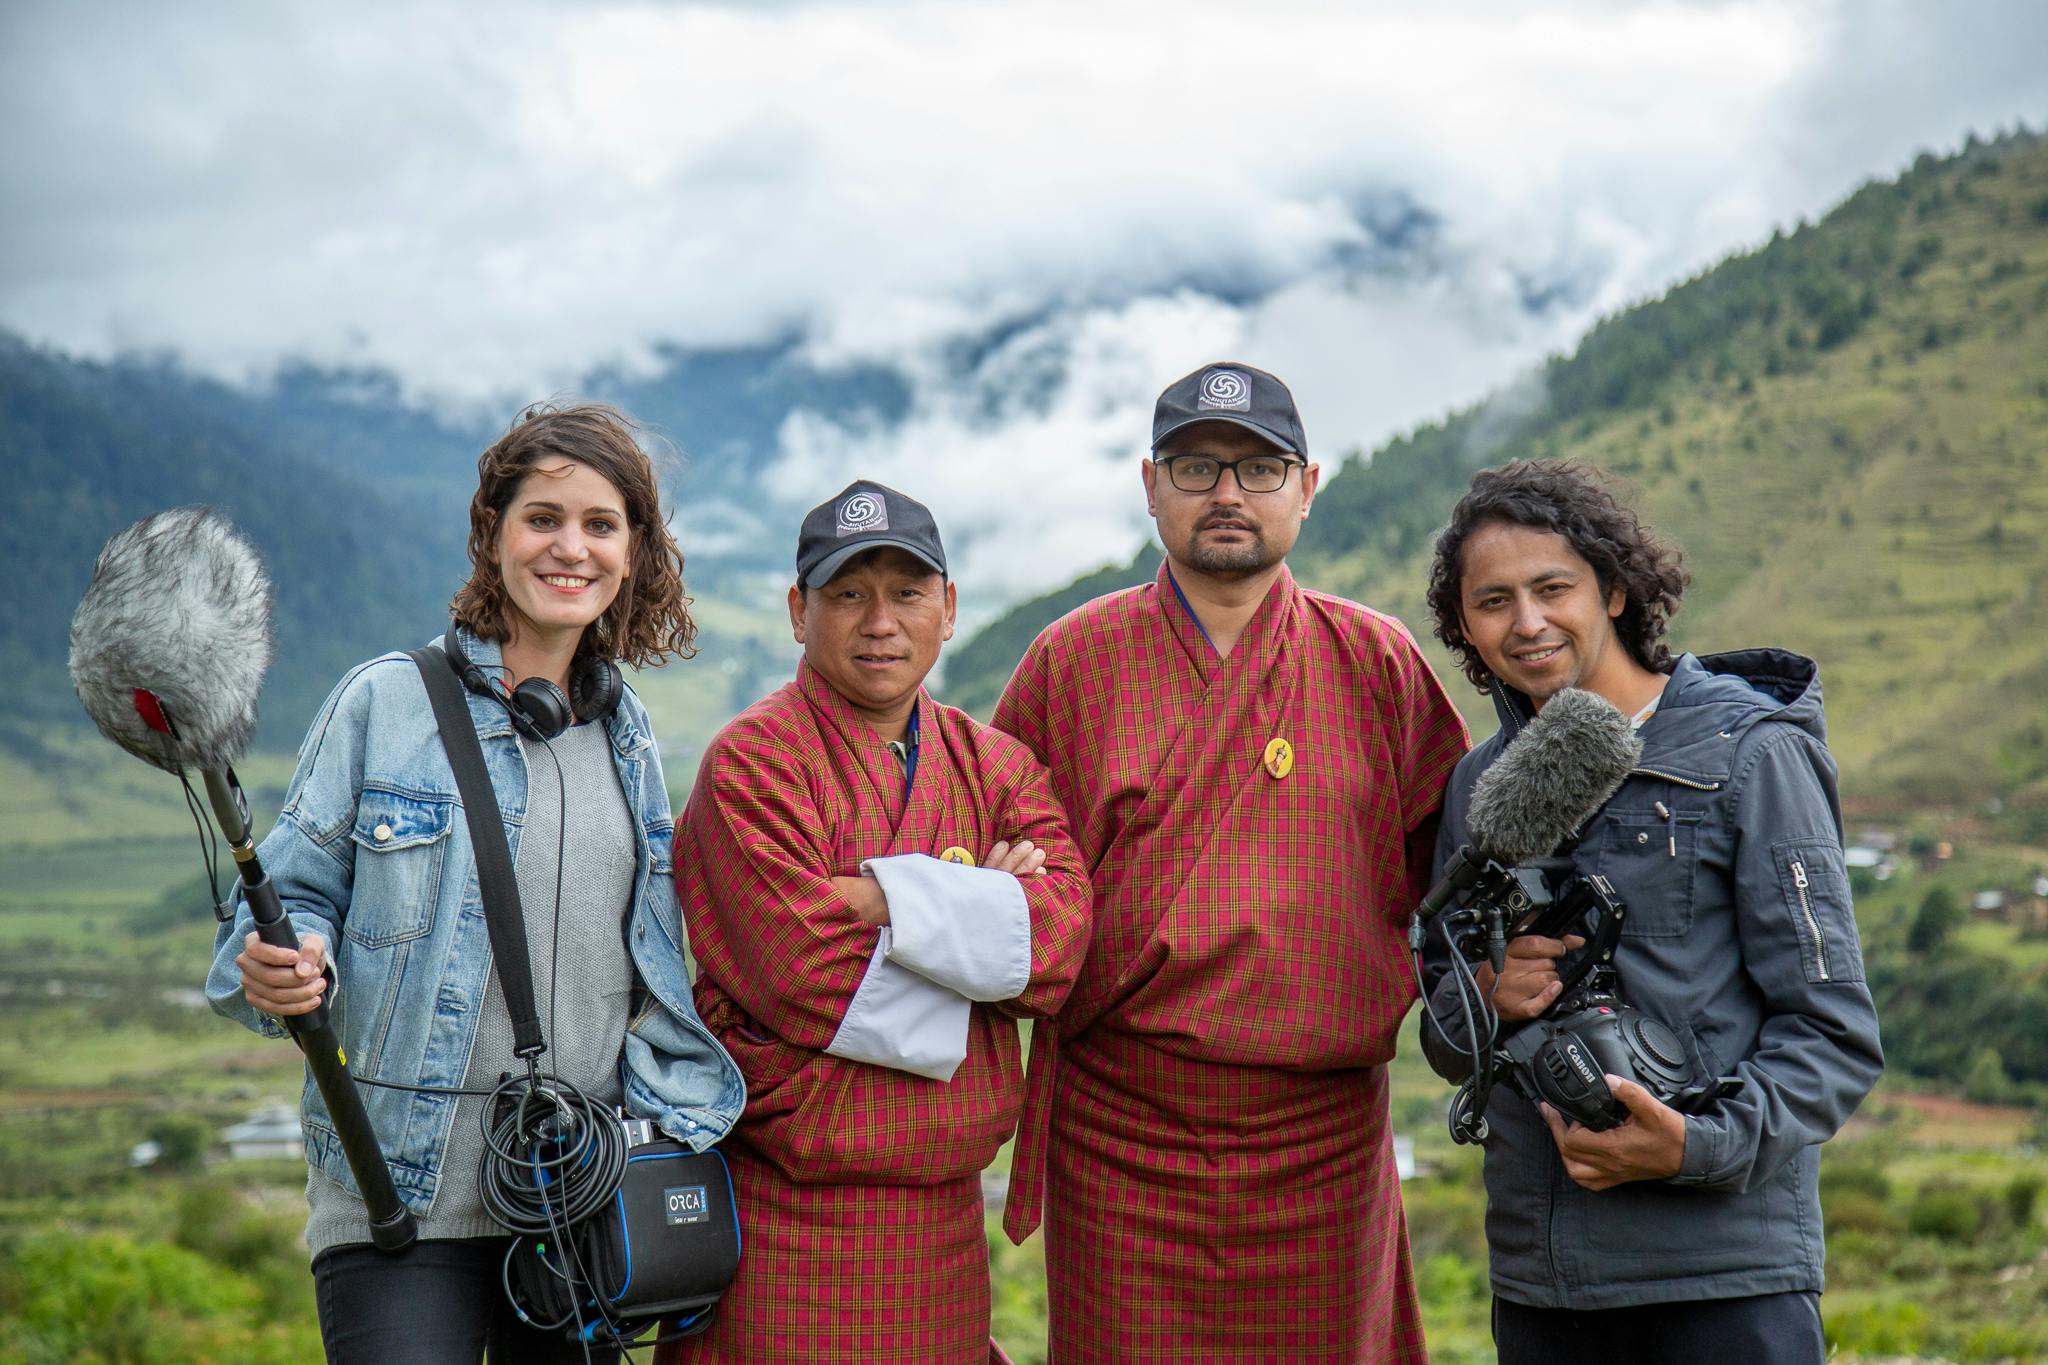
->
[5, 327, 926, 764]
[3, 336, 470, 751]
[0, 331, 812, 834]
[947, 131, 2048, 810]
[14, 128, 2048, 809]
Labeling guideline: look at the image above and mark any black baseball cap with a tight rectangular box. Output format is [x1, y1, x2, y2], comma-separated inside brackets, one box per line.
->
[796, 480, 948, 589]
[1151, 362, 1307, 457]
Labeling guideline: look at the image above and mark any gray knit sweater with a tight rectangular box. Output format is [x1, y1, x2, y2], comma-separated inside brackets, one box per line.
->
[306, 721, 635, 1258]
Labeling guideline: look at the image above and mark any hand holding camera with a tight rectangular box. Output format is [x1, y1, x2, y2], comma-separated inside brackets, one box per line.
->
[1540, 1074, 1687, 1191]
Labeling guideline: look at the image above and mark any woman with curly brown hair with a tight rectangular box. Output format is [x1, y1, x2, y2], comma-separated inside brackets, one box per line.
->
[208, 402, 743, 1364]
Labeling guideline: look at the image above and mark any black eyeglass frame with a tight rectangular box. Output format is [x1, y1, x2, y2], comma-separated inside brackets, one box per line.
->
[1153, 452, 1307, 494]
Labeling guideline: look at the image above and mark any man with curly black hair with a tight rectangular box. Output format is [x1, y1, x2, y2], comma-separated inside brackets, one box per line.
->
[1420, 460, 1882, 1365]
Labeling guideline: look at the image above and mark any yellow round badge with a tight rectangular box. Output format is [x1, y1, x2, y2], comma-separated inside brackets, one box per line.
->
[1262, 737, 1294, 780]
[938, 846, 977, 866]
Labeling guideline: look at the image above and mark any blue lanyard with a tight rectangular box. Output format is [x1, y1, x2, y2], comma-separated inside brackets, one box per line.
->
[888, 706, 922, 800]
[1165, 566, 1215, 648]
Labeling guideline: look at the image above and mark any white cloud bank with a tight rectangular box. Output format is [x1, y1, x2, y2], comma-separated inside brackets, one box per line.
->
[3, 0, 2043, 602]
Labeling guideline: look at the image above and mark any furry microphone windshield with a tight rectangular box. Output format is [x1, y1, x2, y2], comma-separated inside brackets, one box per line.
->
[1466, 687, 1643, 866]
[70, 507, 274, 775]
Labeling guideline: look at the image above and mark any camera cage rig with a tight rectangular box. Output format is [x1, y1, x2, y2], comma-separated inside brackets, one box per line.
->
[1415, 858, 1740, 1146]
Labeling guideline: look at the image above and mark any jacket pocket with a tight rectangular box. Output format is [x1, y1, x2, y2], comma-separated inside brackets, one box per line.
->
[344, 787, 454, 947]
[1593, 807, 1702, 938]
[1772, 838, 1861, 984]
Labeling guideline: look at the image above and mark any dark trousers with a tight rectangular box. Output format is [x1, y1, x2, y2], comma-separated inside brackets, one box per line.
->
[313, 1237, 621, 1365]
[1494, 1291, 1825, 1365]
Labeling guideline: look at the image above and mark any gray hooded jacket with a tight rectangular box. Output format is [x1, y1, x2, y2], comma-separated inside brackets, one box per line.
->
[1423, 649, 1883, 1309]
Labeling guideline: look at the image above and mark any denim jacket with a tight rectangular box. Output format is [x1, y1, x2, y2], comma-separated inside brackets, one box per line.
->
[206, 630, 744, 1214]
[1423, 650, 1882, 1309]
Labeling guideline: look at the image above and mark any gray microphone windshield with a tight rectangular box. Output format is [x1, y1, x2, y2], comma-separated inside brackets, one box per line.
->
[1466, 688, 1643, 865]
[70, 507, 275, 774]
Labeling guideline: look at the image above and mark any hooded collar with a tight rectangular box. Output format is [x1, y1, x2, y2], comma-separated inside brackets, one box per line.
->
[1482, 647, 1824, 786]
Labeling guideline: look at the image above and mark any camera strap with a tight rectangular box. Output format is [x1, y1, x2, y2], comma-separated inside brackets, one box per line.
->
[410, 646, 547, 1060]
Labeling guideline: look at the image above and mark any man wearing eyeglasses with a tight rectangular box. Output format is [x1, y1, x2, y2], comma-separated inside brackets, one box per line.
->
[994, 363, 1469, 1363]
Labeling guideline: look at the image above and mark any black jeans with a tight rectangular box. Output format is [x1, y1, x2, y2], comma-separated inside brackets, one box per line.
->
[1494, 1291, 1826, 1365]
[312, 1237, 621, 1365]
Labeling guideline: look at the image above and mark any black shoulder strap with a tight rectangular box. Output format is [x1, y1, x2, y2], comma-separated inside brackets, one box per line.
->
[410, 645, 547, 1060]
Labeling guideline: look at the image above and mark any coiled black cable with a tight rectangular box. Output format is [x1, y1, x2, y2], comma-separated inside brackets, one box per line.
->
[477, 1069, 629, 1235]
[479, 1067, 637, 1350]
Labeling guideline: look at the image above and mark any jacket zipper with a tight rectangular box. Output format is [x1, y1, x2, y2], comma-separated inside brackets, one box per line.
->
[1790, 858, 1830, 981]
[1629, 767, 1722, 792]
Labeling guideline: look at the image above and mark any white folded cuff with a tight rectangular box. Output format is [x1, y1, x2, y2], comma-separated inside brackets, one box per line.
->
[825, 933, 971, 1082]
[863, 853, 1031, 1002]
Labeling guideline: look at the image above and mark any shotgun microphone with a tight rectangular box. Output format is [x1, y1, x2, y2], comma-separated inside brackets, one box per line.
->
[1413, 688, 1643, 951]
[1468, 687, 1643, 867]
[1416, 687, 1646, 1142]
[69, 506, 273, 775]
[68, 506, 417, 1253]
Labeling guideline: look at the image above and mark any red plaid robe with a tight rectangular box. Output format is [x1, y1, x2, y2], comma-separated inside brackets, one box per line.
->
[993, 563, 1467, 1365]
[659, 659, 1092, 1365]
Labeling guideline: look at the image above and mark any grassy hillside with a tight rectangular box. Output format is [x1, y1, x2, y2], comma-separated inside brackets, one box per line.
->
[1320, 132, 2048, 809]
[949, 131, 2048, 812]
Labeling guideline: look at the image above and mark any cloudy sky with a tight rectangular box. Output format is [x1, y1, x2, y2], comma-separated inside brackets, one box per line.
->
[4, 0, 2044, 602]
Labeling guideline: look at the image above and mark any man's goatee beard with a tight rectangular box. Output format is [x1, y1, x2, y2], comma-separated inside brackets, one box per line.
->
[1184, 532, 1273, 580]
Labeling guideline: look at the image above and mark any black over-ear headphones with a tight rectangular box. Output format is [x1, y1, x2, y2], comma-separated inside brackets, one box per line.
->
[440, 622, 623, 742]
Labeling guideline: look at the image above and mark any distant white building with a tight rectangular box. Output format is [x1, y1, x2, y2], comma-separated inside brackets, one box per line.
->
[222, 1103, 304, 1161]
[1844, 847, 1884, 869]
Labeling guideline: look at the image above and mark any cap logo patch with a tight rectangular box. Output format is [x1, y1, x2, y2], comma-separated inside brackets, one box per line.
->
[1197, 369, 1251, 412]
[835, 492, 887, 537]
